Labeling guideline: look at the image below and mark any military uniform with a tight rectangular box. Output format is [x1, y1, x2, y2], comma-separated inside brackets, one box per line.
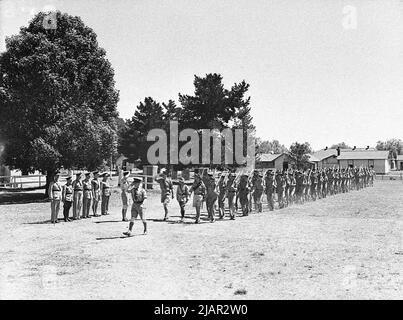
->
[48, 174, 62, 224]
[72, 173, 83, 220]
[82, 173, 93, 218]
[120, 171, 130, 221]
[205, 173, 218, 222]
[237, 174, 250, 216]
[217, 175, 227, 219]
[189, 175, 206, 223]
[123, 177, 147, 236]
[62, 176, 73, 222]
[252, 173, 264, 212]
[155, 171, 174, 221]
[264, 171, 276, 210]
[176, 178, 190, 221]
[101, 173, 111, 215]
[91, 172, 101, 217]
[275, 172, 285, 209]
[225, 174, 237, 219]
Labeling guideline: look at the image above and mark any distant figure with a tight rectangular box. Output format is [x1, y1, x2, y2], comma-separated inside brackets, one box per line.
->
[205, 172, 218, 222]
[264, 170, 276, 210]
[62, 175, 73, 222]
[48, 172, 62, 224]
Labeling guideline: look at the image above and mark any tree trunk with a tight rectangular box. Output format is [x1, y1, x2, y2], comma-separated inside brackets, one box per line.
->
[44, 169, 56, 197]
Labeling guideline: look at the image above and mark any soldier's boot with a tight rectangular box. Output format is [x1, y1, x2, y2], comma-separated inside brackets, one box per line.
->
[123, 221, 134, 236]
[122, 209, 128, 222]
[163, 206, 169, 221]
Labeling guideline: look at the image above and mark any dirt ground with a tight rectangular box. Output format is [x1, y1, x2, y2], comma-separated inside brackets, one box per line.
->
[0, 180, 402, 300]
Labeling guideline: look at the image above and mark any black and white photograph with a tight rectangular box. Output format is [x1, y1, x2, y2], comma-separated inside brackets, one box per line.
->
[0, 0, 402, 303]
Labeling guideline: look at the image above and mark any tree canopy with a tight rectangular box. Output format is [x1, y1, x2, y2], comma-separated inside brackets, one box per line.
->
[376, 138, 403, 159]
[289, 142, 312, 170]
[0, 11, 119, 190]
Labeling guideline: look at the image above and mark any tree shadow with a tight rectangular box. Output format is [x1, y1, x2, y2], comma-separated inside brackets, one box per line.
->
[93, 220, 123, 224]
[23, 218, 66, 225]
[0, 192, 48, 205]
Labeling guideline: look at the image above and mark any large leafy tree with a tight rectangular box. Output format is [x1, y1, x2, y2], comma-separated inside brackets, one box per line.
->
[119, 97, 165, 164]
[178, 73, 253, 167]
[0, 11, 119, 194]
[330, 142, 351, 149]
[289, 142, 312, 170]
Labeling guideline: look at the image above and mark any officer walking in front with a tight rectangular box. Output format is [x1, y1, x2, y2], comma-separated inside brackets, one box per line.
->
[123, 177, 147, 236]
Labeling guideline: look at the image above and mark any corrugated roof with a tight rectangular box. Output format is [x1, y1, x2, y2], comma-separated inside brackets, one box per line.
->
[256, 153, 282, 162]
[312, 149, 338, 161]
[337, 150, 389, 160]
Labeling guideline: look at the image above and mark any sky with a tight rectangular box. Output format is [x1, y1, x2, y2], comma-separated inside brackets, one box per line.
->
[1, 0, 403, 151]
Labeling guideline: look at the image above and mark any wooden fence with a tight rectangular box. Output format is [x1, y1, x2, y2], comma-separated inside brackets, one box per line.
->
[0, 175, 47, 188]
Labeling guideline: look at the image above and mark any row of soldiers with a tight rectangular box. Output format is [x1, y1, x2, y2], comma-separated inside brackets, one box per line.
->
[151, 166, 376, 226]
[48, 171, 112, 224]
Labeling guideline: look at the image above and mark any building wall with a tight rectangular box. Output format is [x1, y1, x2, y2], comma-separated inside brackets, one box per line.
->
[338, 159, 389, 174]
[397, 160, 403, 170]
[318, 156, 339, 169]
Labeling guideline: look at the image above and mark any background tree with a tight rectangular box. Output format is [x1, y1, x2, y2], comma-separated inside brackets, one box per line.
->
[330, 142, 351, 149]
[119, 97, 165, 164]
[0, 11, 119, 195]
[178, 73, 253, 167]
[289, 142, 312, 170]
[256, 138, 288, 155]
[376, 138, 403, 159]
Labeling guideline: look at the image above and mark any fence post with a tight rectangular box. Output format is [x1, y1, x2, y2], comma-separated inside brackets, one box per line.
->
[39, 175, 41, 187]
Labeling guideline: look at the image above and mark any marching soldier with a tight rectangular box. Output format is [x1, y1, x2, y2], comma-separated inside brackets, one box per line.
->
[176, 177, 190, 222]
[295, 170, 304, 204]
[155, 169, 174, 221]
[205, 172, 218, 222]
[226, 172, 237, 219]
[217, 173, 227, 219]
[48, 172, 62, 224]
[237, 174, 250, 216]
[275, 171, 285, 209]
[288, 170, 296, 205]
[264, 170, 276, 210]
[189, 173, 206, 224]
[72, 172, 83, 220]
[100, 172, 111, 215]
[123, 177, 147, 236]
[62, 175, 73, 222]
[91, 171, 101, 217]
[120, 171, 130, 221]
[251, 172, 264, 212]
[310, 169, 318, 201]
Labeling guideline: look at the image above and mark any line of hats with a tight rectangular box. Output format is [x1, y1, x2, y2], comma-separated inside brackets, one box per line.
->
[64, 171, 110, 180]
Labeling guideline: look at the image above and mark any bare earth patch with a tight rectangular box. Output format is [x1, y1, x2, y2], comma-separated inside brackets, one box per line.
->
[0, 181, 402, 299]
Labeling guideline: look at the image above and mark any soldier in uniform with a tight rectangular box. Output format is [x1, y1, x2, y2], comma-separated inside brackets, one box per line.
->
[249, 170, 259, 212]
[91, 171, 101, 217]
[237, 174, 250, 216]
[217, 173, 227, 219]
[82, 172, 93, 219]
[251, 172, 264, 212]
[48, 172, 62, 224]
[225, 173, 237, 219]
[295, 170, 304, 204]
[155, 169, 174, 221]
[72, 172, 83, 220]
[288, 170, 296, 205]
[189, 173, 206, 224]
[264, 170, 276, 210]
[310, 169, 318, 201]
[176, 177, 190, 222]
[205, 172, 218, 222]
[123, 177, 147, 236]
[62, 175, 73, 222]
[120, 171, 130, 221]
[100, 172, 111, 215]
[283, 170, 290, 207]
[275, 171, 285, 209]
